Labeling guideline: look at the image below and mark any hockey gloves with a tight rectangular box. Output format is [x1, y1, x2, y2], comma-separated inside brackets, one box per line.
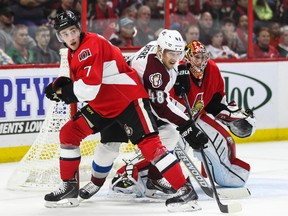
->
[215, 101, 256, 138]
[45, 82, 60, 102]
[45, 76, 78, 104]
[174, 65, 191, 96]
[177, 119, 208, 150]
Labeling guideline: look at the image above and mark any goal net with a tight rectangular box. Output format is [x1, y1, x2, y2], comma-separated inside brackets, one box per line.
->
[7, 49, 136, 191]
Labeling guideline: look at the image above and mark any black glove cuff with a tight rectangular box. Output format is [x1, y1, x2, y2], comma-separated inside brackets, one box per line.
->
[177, 119, 194, 132]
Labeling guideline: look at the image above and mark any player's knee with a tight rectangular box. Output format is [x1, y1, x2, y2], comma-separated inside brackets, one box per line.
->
[138, 135, 167, 162]
[60, 122, 82, 146]
[93, 142, 120, 167]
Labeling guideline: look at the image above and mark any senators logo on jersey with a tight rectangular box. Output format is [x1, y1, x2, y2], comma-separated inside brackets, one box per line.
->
[149, 73, 162, 88]
[78, 48, 92, 62]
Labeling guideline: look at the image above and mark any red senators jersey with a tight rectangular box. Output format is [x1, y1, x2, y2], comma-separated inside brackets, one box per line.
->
[170, 60, 226, 119]
[68, 32, 148, 118]
[129, 41, 189, 126]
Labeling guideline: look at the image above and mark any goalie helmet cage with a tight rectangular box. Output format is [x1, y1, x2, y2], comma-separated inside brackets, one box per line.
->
[7, 48, 136, 191]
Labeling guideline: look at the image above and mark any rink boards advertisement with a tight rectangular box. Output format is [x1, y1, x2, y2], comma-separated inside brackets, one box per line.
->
[1, 61, 288, 161]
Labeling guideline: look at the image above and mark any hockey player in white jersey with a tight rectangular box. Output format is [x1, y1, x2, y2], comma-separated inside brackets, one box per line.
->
[107, 41, 256, 195]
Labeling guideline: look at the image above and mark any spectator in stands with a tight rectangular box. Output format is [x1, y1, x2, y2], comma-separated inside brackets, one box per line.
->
[120, 5, 138, 21]
[232, 0, 248, 25]
[0, 8, 36, 51]
[0, 48, 14, 65]
[170, 0, 198, 35]
[221, 17, 237, 51]
[184, 24, 200, 44]
[0, 7, 14, 34]
[198, 12, 214, 45]
[87, 0, 118, 35]
[234, 14, 249, 57]
[269, 22, 281, 47]
[206, 28, 240, 59]
[112, 0, 141, 16]
[253, 27, 280, 58]
[49, 0, 81, 18]
[9, 0, 50, 38]
[253, 0, 273, 30]
[143, 0, 164, 32]
[278, 1, 288, 25]
[109, 17, 136, 47]
[32, 26, 60, 64]
[202, 0, 232, 28]
[133, 5, 157, 46]
[276, 26, 288, 58]
[6, 24, 37, 64]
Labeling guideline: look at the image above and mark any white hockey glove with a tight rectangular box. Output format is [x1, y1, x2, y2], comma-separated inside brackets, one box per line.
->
[215, 101, 256, 138]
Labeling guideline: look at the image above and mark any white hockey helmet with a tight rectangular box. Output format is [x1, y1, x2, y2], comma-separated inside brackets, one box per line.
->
[157, 29, 185, 60]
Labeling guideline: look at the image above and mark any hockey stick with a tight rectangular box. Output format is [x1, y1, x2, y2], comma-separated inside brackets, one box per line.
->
[181, 90, 242, 213]
[174, 142, 250, 199]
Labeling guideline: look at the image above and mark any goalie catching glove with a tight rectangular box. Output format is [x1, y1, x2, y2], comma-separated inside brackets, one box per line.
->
[215, 101, 256, 138]
[177, 119, 208, 150]
[45, 76, 78, 104]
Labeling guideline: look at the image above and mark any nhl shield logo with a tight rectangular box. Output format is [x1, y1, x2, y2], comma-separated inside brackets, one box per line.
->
[78, 48, 92, 62]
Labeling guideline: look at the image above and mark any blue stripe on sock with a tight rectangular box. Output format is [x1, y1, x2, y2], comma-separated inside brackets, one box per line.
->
[92, 161, 113, 173]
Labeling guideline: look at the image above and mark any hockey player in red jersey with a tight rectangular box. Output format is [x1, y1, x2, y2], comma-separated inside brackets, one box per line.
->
[171, 40, 256, 187]
[78, 29, 209, 209]
[44, 11, 207, 210]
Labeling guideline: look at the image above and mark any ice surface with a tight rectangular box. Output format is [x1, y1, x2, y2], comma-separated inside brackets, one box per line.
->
[1, 141, 287, 216]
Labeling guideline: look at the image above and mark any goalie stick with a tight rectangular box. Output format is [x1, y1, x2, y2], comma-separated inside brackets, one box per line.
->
[181, 90, 242, 213]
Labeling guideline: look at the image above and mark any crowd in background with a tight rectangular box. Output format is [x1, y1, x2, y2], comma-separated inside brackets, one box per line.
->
[1, 0, 288, 65]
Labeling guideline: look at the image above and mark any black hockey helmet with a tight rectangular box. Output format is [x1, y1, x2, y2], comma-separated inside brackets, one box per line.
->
[53, 10, 80, 32]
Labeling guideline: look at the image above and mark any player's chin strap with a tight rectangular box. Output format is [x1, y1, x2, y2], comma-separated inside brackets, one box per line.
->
[215, 101, 256, 138]
[180, 88, 242, 213]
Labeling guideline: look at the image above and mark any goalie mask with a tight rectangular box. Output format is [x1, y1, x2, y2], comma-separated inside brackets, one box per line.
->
[184, 40, 209, 80]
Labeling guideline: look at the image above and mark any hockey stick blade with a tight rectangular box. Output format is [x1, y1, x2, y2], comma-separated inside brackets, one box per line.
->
[217, 187, 251, 199]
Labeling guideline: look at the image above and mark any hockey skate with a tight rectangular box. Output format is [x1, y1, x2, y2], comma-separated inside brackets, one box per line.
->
[110, 174, 145, 197]
[145, 178, 176, 198]
[165, 178, 201, 212]
[79, 181, 101, 200]
[44, 179, 79, 208]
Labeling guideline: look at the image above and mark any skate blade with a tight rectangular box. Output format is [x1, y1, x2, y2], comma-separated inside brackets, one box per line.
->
[145, 189, 173, 199]
[45, 198, 79, 208]
[167, 200, 202, 212]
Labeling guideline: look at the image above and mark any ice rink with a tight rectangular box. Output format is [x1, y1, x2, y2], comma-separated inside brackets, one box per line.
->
[0, 141, 287, 216]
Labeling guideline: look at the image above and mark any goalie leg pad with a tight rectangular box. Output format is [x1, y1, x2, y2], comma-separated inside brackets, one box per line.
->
[194, 114, 250, 187]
